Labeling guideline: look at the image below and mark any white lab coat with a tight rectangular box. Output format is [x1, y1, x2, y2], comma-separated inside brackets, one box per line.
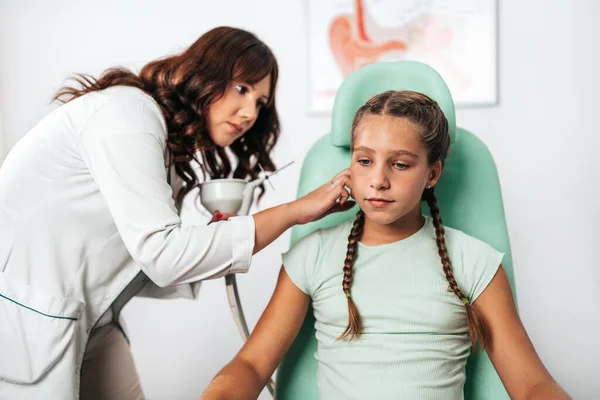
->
[0, 86, 255, 399]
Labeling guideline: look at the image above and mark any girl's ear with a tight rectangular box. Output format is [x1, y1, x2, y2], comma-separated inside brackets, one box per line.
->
[427, 160, 443, 188]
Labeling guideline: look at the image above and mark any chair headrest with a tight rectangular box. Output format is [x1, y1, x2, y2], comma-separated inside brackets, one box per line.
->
[331, 61, 457, 147]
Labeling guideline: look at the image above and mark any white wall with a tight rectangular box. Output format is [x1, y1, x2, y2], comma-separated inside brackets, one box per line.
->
[0, 113, 4, 165]
[1, 1, 598, 399]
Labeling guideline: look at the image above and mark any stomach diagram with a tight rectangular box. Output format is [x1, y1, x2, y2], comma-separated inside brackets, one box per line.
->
[328, 0, 469, 88]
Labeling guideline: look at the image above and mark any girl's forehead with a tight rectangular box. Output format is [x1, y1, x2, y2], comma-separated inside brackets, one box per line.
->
[353, 115, 423, 149]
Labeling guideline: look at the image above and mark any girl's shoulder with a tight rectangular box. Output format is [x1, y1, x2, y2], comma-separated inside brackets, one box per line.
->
[437, 221, 500, 257]
[433, 219, 505, 302]
[286, 219, 353, 257]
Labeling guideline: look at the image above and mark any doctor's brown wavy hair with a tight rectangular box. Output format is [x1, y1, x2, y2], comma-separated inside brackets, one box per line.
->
[54, 26, 279, 206]
[338, 90, 491, 352]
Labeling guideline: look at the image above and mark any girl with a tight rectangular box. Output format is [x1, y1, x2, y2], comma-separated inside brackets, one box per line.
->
[201, 91, 570, 399]
[0, 26, 353, 400]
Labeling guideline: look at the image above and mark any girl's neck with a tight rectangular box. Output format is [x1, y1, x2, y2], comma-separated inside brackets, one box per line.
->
[360, 208, 425, 246]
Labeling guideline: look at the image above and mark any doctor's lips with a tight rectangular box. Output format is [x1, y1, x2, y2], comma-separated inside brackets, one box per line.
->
[227, 122, 243, 133]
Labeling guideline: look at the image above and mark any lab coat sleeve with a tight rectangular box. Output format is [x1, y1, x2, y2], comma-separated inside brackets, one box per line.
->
[78, 96, 255, 287]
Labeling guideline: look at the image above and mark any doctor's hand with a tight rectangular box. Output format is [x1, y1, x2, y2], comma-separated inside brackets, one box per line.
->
[208, 210, 238, 225]
[289, 168, 355, 225]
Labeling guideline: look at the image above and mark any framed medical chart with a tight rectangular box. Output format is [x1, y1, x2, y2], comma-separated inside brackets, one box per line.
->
[306, 0, 498, 113]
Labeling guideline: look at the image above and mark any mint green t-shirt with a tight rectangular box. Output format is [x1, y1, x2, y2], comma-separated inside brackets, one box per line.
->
[282, 216, 504, 400]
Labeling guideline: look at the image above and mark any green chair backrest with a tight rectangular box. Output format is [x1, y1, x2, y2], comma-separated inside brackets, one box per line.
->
[275, 61, 515, 400]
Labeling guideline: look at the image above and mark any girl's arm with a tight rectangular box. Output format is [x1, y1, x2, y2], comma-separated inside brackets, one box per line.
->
[475, 266, 571, 400]
[200, 267, 310, 400]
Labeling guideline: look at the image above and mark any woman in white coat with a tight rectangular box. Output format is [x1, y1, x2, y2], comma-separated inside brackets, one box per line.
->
[0, 26, 353, 399]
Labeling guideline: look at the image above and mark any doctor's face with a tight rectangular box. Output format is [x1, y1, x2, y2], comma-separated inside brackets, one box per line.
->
[206, 74, 271, 148]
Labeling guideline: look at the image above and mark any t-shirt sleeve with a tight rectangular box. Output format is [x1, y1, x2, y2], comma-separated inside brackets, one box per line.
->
[455, 232, 505, 303]
[281, 230, 322, 296]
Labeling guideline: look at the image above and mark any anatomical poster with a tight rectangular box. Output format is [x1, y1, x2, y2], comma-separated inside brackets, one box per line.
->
[306, 0, 498, 113]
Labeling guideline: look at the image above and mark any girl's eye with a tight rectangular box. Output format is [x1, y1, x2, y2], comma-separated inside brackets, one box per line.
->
[358, 159, 371, 166]
[394, 163, 409, 170]
[235, 85, 248, 94]
[256, 101, 266, 110]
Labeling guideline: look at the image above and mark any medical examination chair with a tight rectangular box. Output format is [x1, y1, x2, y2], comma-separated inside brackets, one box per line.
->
[274, 61, 515, 399]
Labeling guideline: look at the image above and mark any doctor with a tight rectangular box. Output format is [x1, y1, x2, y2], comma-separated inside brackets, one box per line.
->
[0, 26, 353, 400]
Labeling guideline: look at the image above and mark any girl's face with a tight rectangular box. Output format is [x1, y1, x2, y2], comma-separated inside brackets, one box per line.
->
[206, 74, 271, 147]
[350, 115, 442, 225]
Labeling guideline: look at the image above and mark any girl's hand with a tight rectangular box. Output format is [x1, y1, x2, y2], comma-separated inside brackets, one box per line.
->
[289, 168, 356, 225]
